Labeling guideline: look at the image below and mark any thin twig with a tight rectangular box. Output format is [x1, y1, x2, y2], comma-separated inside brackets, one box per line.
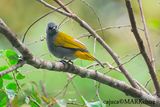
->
[12, 70, 21, 90]
[80, 0, 104, 38]
[0, 60, 25, 77]
[125, 0, 160, 97]
[22, 11, 53, 43]
[135, 79, 151, 95]
[93, 37, 100, 100]
[3, 53, 22, 90]
[145, 78, 152, 88]
[104, 52, 141, 74]
[39, 80, 53, 107]
[77, 25, 131, 39]
[93, 25, 144, 32]
[156, 41, 160, 47]
[22, 0, 74, 43]
[137, 0, 154, 68]
[119, 52, 141, 67]
[39, 80, 48, 98]
[86, 62, 121, 72]
[93, 38, 97, 62]
[54, 75, 76, 98]
[70, 81, 82, 97]
[58, 17, 69, 29]
[54, 0, 73, 13]
[77, 25, 144, 39]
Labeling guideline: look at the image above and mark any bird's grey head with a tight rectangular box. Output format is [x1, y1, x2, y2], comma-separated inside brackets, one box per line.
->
[46, 22, 58, 36]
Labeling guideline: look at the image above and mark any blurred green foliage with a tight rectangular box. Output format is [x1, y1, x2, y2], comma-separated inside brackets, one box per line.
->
[0, 0, 160, 107]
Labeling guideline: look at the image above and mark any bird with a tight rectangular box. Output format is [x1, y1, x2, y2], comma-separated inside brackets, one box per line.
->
[46, 22, 104, 68]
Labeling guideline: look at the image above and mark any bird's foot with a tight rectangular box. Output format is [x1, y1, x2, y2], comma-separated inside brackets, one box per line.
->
[59, 59, 73, 65]
[59, 60, 67, 65]
[67, 60, 73, 64]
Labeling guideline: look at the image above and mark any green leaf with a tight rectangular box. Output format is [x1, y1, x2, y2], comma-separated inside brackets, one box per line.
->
[6, 82, 17, 91]
[0, 66, 13, 80]
[30, 100, 40, 107]
[16, 73, 25, 80]
[0, 78, 3, 89]
[0, 91, 8, 106]
[3, 74, 13, 80]
[31, 86, 41, 104]
[81, 96, 105, 107]
[4, 49, 19, 65]
[0, 66, 8, 71]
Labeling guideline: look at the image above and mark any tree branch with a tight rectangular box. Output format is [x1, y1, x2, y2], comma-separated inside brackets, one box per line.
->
[0, 18, 160, 106]
[77, 25, 144, 39]
[0, 60, 25, 77]
[125, 0, 160, 97]
[54, 0, 72, 13]
[137, 0, 154, 68]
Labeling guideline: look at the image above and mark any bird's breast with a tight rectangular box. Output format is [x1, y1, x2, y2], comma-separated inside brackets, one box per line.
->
[46, 34, 76, 60]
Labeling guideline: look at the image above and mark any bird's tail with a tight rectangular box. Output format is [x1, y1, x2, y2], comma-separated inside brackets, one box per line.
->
[74, 51, 104, 68]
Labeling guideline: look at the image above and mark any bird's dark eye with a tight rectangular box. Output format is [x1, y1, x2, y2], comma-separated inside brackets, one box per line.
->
[48, 26, 53, 30]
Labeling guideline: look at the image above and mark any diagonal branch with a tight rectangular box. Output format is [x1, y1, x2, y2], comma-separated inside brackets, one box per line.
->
[0, 18, 160, 107]
[54, 0, 72, 13]
[77, 25, 144, 39]
[137, 0, 154, 68]
[0, 19, 33, 60]
[125, 0, 160, 97]
[0, 60, 25, 77]
[37, 0, 139, 89]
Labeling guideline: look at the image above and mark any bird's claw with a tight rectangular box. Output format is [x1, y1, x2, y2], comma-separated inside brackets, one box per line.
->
[60, 60, 67, 65]
[67, 60, 73, 64]
[59, 60, 73, 65]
